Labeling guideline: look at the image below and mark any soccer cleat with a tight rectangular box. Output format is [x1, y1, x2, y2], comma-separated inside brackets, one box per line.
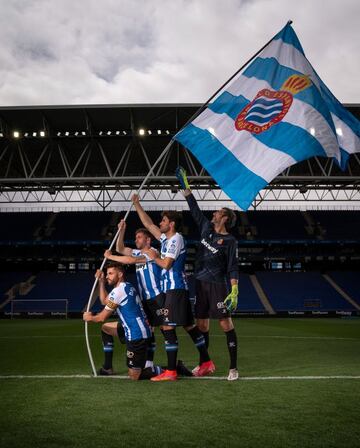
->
[97, 367, 114, 376]
[176, 360, 193, 377]
[192, 360, 216, 377]
[150, 369, 178, 382]
[192, 365, 200, 376]
[227, 368, 239, 381]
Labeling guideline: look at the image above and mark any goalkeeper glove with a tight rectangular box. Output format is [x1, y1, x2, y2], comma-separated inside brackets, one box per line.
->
[175, 166, 190, 190]
[224, 284, 238, 312]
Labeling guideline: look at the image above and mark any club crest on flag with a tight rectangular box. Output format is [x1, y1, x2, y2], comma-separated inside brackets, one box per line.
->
[235, 74, 312, 134]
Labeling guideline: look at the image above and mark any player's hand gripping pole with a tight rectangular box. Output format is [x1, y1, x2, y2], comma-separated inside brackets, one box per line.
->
[175, 166, 191, 191]
[85, 140, 174, 377]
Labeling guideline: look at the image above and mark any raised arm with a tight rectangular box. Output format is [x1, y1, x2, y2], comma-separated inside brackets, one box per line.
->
[142, 248, 174, 270]
[131, 194, 162, 240]
[95, 269, 109, 306]
[104, 250, 146, 265]
[115, 220, 132, 256]
[175, 166, 211, 234]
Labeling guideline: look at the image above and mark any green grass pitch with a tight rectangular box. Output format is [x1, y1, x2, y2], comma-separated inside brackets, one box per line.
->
[0, 318, 359, 448]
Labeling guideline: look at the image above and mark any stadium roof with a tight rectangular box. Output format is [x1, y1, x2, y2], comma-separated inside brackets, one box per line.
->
[0, 104, 359, 210]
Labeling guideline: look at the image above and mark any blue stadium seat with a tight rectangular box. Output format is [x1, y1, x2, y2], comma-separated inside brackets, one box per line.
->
[327, 271, 360, 306]
[237, 273, 266, 312]
[309, 211, 360, 240]
[0, 213, 49, 241]
[256, 271, 356, 311]
[246, 210, 308, 240]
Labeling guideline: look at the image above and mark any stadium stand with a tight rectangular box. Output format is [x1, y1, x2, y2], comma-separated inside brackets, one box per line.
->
[236, 273, 266, 312]
[1, 210, 360, 243]
[1, 271, 93, 313]
[255, 271, 357, 312]
[0, 210, 359, 317]
[245, 210, 308, 240]
[310, 211, 360, 240]
[0, 272, 32, 301]
[326, 271, 360, 306]
[0, 212, 50, 241]
[49, 211, 113, 241]
[0, 269, 139, 314]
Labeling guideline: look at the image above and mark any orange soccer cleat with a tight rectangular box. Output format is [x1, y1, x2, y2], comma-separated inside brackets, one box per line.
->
[150, 369, 178, 382]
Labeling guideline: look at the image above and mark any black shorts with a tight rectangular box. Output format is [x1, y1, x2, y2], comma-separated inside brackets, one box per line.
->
[126, 338, 149, 370]
[142, 293, 166, 327]
[195, 280, 230, 319]
[162, 289, 194, 327]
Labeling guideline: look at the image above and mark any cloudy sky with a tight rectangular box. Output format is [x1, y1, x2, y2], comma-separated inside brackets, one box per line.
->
[0, 0, 359, 106]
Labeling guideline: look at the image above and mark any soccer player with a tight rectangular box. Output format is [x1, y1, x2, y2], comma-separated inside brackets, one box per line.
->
[131, 194, 215, 381]
[104, 219, 164, 367]
[83, 262, 159, 380]
[176, 166, 239, 381]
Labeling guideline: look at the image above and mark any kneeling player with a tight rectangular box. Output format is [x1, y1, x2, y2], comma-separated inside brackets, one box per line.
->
[83, 262, 158, 380]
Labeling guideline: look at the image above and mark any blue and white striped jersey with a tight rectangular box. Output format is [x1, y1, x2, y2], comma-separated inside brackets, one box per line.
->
[105, 282, 151, 342]
[131, 248, 162, 301]
[159, 232, 188, 292]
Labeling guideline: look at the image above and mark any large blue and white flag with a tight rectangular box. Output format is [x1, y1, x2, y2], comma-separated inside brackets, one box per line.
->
[174, 23, 360, 210]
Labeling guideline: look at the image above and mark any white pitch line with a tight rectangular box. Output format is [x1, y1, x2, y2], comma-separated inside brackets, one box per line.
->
[0, 375, 359, 381]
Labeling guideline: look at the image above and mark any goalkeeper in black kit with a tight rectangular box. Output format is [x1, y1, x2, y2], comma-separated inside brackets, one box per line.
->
[176, 166, 239, 381]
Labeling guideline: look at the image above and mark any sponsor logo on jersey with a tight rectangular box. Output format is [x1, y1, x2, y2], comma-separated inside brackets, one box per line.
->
[136, 263, 146, 270]
[201, 238, 219, 254]
[156, 308, 168, 317]
[217, 239, 224, 245]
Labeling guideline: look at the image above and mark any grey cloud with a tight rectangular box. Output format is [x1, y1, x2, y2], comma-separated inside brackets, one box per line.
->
[0, 0, 358, 106]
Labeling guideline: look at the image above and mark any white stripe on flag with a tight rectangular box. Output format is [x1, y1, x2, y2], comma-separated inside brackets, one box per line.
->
[216, 75, 340, 161]
[259, 38, 321, 90]
[193, 108, 294, 182]
[332, 113, 360, 154]
[226, 73, 265, 100]
[283, 98, 340, 160]
[253, 38, 359, 157]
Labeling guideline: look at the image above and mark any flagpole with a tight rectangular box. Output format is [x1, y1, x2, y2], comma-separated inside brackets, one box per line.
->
[85, 140, 174, 377]
[179, 20, 293, 131]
